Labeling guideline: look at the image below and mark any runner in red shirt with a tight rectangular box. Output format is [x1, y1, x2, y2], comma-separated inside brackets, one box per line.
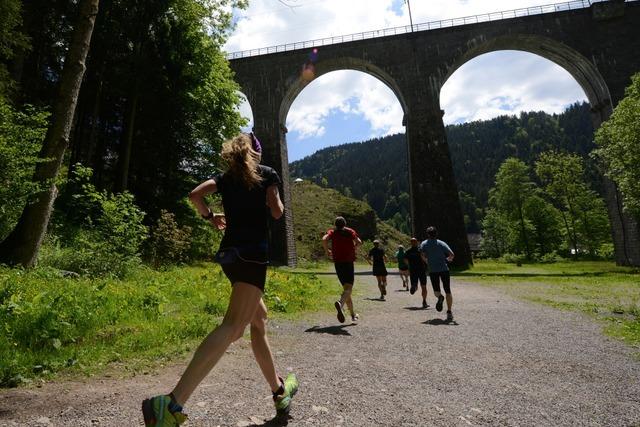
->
[322, 216, 362, 323]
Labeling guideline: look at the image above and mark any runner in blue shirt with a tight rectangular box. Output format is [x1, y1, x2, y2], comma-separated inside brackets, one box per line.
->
[419, 226, 455, 322]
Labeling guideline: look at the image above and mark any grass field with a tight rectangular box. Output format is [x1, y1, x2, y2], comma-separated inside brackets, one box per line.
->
[0, 263, 336, 387]
[456, 260, 640, 347]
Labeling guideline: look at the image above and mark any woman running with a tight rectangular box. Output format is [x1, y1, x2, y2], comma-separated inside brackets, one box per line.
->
[367, 240, 389, 300]
[395, 245, 409, 290]
[141, 133, 298, 426]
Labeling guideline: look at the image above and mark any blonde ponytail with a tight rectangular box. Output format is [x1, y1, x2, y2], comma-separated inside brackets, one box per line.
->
[221, 133, 263, 189]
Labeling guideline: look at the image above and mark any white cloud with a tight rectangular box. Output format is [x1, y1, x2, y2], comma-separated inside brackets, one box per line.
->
[440, 51, 587, 124]
[228, 1, 589, 141]
[285, 70, 404, 139]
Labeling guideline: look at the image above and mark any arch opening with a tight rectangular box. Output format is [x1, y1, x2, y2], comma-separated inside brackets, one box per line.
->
[439, 45, 612, 258]
[284, 68, 412, 257]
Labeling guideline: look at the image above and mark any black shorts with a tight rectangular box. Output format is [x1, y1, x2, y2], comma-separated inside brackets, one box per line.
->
[430, 271, 451, 294]
[410, 270, 427, 287]
[334, 262, 355, 286]
[372, 264, 388, 277]
[221, 261, 267, 291]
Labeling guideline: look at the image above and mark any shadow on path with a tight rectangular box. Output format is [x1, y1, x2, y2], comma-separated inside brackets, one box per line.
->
[403, 306, 428, 311]
[247, 414, 291, 426]
[363, 297, 386, 302]
[423, 318, 459, 326]
[305, 324, 356, 336]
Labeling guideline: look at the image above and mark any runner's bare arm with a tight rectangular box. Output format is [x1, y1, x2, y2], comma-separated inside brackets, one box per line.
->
[420, 252, 428, 266]
[189, 179, 225, 229]
[322, 234, 332, 259]
[266, 184, 284, 219]
[447, 251, 455, 262]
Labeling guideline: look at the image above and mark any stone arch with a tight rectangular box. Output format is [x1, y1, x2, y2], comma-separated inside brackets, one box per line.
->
[437, 34, 640, 266]
[439, 34, 612, 116]
[278, 57, 408, 128]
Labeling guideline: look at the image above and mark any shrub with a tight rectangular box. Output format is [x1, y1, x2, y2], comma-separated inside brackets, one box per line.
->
[597, 243, 615, 260]
[174, 198, 221, 261]
[41, 165, 148, 278]
[147, 210, 192, 267]
[500, 253, 527, 264]
[538, 251, 563, 264]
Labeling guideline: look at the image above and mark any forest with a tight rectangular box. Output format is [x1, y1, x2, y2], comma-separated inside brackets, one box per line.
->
[289, 102, 598, 235]
[0, 0, 246, 273]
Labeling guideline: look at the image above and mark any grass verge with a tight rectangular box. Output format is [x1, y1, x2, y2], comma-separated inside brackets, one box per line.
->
[0, 263, 335, 387]
[456, 260, 640, 346]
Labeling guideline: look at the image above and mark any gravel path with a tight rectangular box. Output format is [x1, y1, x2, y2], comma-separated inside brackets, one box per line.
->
[1, 273, 639, 426]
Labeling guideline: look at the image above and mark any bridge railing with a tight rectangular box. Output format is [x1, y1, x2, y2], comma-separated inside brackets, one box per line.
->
[227, 0, 632, 59]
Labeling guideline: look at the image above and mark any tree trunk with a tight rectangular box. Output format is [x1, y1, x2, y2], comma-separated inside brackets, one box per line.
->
[0, 0, 100, 267]
[116, 83, 140, 192]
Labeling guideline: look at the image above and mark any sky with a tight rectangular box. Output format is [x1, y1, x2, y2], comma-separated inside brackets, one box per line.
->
[225, 0, 589, 162]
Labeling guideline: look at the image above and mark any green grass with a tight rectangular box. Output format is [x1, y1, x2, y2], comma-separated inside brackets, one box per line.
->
[0, 263, 336, 387]
[456, 260, 640, 346]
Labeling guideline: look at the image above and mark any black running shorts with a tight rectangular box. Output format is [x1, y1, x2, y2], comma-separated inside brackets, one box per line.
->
[334, 262, 355, 286]
[429, 271, 451, 295]
[372, 264, 388, 277]
[222, 260, 267, 291]
[410, 270, 427, 287]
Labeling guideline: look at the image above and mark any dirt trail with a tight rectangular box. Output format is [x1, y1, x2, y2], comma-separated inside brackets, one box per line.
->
[1, 273, 639, 426]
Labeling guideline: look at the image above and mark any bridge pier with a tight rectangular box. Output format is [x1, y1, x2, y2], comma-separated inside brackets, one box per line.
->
[405, 103, 472, 268]
[252, 109, 297, 267]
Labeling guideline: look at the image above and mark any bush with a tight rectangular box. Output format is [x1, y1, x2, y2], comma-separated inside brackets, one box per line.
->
[40, 231, 142, 278]
[41, 165, 148, 278]
[538, 251, 563, 264]
[174, 198, 221, 261]
[597, 243, 615, 260]
[500, 253, 527, 264]
[146, 210, 192, 267]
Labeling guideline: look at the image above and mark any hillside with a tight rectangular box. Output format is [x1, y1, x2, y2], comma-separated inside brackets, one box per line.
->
[290, 180, 410, 262]
[289, 102, 596, 233]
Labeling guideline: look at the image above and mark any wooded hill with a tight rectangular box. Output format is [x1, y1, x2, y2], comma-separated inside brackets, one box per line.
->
[289, 102, 596, 234]
[290, 180, 410, 262]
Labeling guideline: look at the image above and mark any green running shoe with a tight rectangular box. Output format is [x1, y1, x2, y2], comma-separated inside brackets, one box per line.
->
[142, 395, 187, 427]
[274, 373, 299, 417]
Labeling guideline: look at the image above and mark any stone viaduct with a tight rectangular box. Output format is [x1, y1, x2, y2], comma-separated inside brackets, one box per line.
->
[229, 0, 640, 267]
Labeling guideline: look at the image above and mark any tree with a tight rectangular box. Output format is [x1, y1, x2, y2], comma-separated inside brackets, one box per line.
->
[64, 0, 246, 216]
[535, 151, 611, 255]
[0, 0, 29, 94]
[0, 0, 100, 267]
[480, 208, 512, 257]
[489, 158, 535, 258]
[523, 194, 562, 256]
[594, 72, 640, 218]
[0, 98, 49, 240]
